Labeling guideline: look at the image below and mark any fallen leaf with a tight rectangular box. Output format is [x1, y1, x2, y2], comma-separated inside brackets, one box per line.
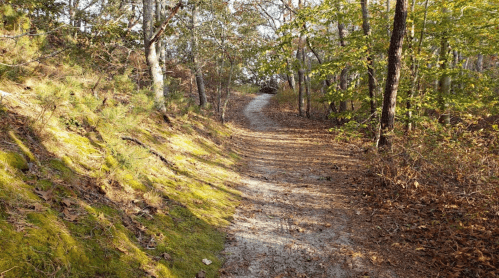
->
[20, 203, 45, 212]
[202, 258, 212, 265]
[196, 270, 206, 278]
[31, 203, 45, 212]
[34, 187, 53, 202]
[62, 208, 78, 222]
[61, 198, 72, 207]
[162, 253, 172, 261]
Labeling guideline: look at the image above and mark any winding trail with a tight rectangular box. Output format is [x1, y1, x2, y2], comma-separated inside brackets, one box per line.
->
[221, 94, 396, 278]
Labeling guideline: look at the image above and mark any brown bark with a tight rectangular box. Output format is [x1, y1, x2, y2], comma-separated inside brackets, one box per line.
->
[405, 0, 416, 132]
[477, 54, 484, 72]
[305, 54, 311, 118]
[378, 0, 408, 149]
[360, 0, 377, 119]
[337, 20, 349, 122]
[438, 8, 451, 125]
[286, 60, 296, 91]
[191, 1, 207, 107]
[221, 60, 234, 124]
[297, 36, 305, 117]
[335, 3, 350, 122]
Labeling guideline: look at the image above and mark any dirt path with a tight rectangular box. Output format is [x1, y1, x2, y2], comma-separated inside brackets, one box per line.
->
[221, 94, 396, 278]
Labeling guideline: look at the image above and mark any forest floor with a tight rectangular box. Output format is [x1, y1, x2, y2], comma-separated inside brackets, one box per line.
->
[219, 93, 421, 278]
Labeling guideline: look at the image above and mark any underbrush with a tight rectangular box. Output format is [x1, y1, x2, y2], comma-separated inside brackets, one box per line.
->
[361, 119, 499, 277]
[233, 84, 259, 95]
[274, 87, 330, 118]
[0, 28, 241, 278]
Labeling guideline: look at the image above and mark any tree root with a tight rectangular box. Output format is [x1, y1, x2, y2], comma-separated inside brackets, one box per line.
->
[121, 136, 173, 166]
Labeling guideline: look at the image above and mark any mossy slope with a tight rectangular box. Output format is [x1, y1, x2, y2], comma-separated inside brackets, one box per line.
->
[0, 29, 240, 278]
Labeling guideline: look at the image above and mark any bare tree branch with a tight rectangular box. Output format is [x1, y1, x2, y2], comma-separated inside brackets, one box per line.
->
[149, 1, 183, 45]
[0, 47, 69, 67]
[0, 25, 68, 40]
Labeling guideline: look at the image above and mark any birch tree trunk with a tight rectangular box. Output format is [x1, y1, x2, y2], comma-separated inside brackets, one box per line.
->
[143, 0, 167, 113]
[378, 0, 407, 149]
[156, 0, 169, 98]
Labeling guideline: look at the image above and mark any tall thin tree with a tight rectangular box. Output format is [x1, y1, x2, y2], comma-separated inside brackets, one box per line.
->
[190, 0, 208, 107]
[378, 0, 407, 149]
[360, 0, 377, 120]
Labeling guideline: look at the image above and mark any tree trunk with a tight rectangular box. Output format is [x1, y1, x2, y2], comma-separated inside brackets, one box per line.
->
[378, 0, 408, 150]
[156, 0, 169, 98]
[438, 8, 451, 125]
[191, 1, 207, 107]
[337, 15, 349, 122]
[405, 0, 416, 132]
[305, 54, 312, 118]
[339, 66, 348, 115]
[386, 0, 391, 37]
[406, 0, 428, 131]
[297, 36, 305, 117]
[477, 54, 483, 72]
[360, 0, 377, 120]
[286, 59, 296, 91]
[143, 0, 166, 113]
[217, 57, 224, 113]
[221, 60, 234, 124]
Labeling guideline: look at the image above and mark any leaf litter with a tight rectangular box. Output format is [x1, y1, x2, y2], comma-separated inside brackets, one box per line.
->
[221, 93, 396, 277]
[259, 94, 499, 277]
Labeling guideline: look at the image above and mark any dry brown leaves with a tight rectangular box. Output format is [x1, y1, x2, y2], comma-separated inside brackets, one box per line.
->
[261, 96, 499, 277]
[359, 124, 499, 277]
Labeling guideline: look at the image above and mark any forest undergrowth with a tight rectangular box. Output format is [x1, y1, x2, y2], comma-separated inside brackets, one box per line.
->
[0, 27, 244, 278]
[361, 118, 499, 277]
[270, 90, 499, 277]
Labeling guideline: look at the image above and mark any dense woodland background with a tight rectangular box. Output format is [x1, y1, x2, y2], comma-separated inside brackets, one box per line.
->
[1, 0, 499, 277]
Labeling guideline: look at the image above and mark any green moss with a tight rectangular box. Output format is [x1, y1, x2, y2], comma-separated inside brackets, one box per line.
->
[61, 132, 99, 156]
[122, 173, 146, 191]
[0, 40, 244, 277]
[101, 164, 110, 173]
[0, 151, 28, 170]
[105, 155, 119, 168]
[61, 155, 73, 166]
[8, 130, 36, 163]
